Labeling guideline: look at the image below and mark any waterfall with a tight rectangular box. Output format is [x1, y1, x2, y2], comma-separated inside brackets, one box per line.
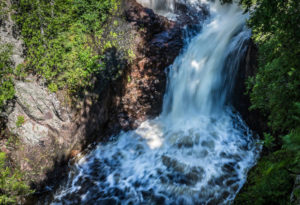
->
[135, 0, 205, 19]
[136, 0, 176, 12]
[51, 1, 260, 204]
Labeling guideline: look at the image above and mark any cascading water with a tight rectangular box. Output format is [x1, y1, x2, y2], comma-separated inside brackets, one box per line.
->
[51, 1, 260, 204]
[136, 0, 176, 12]
[136, 0, 205, 20]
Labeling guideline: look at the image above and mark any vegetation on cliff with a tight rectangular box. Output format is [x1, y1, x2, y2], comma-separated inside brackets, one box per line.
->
[0, 0, 15, 110]
[0, 152, 33, 204]
[13, 0, 126, 97]
[0, 42, 33, 204]
[0, 43, 15, 110]
[233, 0, 300, 204]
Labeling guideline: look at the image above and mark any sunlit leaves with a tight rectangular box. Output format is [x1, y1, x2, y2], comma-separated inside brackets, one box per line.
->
[0, 152, 33, 204]
[0, 43, 15, 109]
[13, 0, 120, 96]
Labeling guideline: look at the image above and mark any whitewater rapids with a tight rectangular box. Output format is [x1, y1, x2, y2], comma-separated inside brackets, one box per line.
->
[51, 1, 260, 204]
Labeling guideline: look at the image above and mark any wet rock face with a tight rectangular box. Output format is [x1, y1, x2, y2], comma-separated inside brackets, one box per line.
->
[121, 0, 184, 127]
[291, 175, 300, 204]
[233, 40, 268, 136]
[108, 0, 206, 131]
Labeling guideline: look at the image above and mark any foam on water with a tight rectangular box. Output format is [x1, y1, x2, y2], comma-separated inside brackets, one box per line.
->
[136, 0, 206, 20]
[51, 1, 260, 204]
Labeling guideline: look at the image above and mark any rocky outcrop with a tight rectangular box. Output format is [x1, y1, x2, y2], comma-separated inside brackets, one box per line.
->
[7, 80, 72, 145]
[107, 0, 183, 130]
[291, 175, 300, 205]
[2, 78, 75, 185]
[233, 39, 268, 136]
[0, 0, 23, 66]
[105, 0, 206, 131]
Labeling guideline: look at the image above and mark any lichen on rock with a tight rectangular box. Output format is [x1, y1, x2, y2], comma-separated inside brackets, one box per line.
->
[7, 79, 72, 145]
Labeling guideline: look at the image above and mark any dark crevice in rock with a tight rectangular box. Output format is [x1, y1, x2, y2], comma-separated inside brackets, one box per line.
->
[233, 39, 269, 137]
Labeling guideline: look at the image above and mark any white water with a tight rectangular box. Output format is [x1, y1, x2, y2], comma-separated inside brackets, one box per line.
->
[136, 0, 205, 19]
[137, 0, 176, 11]
[52, 1, 260, 204]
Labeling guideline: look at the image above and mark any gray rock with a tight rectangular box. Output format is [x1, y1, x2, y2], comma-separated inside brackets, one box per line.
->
[0, 0, 24, 67]
[291, 175, 300, 205]
[7, 79, 71, 144]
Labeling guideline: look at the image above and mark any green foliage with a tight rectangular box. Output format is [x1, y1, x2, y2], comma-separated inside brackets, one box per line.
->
[294, 188, 300, 199]
[235, 128, 300, 204]
[243, 0, 300, 132]
[13, 0, 122, 96]
[0, 43, 15, 110]
[235, 154, 294, 205]
[15, 116, 25, 128]
[48, 83, 58, 93]
[282, 128, 300, 174]
[234, 0, 300, 204]
[0, 1, 7, 20]
[263, 133, 275, 150]
[0, 152, 33, 204]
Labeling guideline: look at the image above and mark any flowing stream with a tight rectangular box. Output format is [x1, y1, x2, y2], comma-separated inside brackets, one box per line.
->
[52, 1, 260, 204]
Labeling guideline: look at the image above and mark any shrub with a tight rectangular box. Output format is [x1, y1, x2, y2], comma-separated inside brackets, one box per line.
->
[0, 152, 33, 204]
[0, 43, 15, 110]
[13, 0, 123, 97]
[232, 0, 300, 203]
[15, 116, 25, 128]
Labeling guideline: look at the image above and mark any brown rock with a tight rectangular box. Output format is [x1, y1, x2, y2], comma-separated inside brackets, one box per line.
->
[69, 150, 80, 159]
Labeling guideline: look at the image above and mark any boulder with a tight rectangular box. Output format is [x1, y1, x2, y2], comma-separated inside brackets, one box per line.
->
[7, 80, 72, 144]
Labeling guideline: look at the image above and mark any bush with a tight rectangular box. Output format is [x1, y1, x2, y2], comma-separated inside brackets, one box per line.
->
[13, 0, 123, 97]
[15, 116, 25, 128]
[233, 0, 300, 204]
[0, 43, 15, 110]
[0, 1, 7, 21]
[243, 0, 300, 132]
[0, 152, 33, 204]
[235, 128, 300, 204]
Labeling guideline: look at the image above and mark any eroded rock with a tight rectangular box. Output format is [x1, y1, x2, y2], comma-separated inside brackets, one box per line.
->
[8, 80, 72, 144]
